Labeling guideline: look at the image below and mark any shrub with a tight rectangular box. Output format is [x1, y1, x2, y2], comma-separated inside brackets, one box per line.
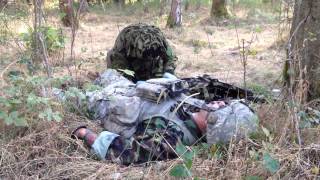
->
[20, 25, 65, 54]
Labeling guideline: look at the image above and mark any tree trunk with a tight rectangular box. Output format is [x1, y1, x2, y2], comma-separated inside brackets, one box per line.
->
[0, 0, 8, 8]
[78, 0, 89, 14]
[284, 0, 320, 102]
[159, 0, 166, 16]
[59, 0, 78, 28]
[167, 0, 182, 28]
[196, 0, 200, 10]
[113, 0, 125, 9]
[210, 0, 228, 18]
[184, 0, 189, 11]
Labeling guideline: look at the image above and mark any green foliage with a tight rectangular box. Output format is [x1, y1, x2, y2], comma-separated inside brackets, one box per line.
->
[0, 74, 64, 127]
[0, 13, 11, 44]
[247, 83, 273, 101]
[170, 143, 195, 177]
[298, 109, 320, 128]
[248, 126, 280, 175]
[245, 176, 263, 180]
[190, 39, 208, 54]
[231, 0, 280, 11]
[170, 164, 190, 177]
[262, 152, 280, 174]
[20, 26, 65, 54]
[83, 83, 103, 92]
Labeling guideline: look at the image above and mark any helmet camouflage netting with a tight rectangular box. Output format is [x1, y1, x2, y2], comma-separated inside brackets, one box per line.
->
[107, 23, 177, 81]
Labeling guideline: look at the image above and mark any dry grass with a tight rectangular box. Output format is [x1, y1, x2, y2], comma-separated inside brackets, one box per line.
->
[0, 2, 319, 179]
[1, 110, 319, 179]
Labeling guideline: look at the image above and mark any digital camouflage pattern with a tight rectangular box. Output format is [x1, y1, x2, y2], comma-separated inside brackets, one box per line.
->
[62, 70, 258, 165]
[106, 23, 177, 81]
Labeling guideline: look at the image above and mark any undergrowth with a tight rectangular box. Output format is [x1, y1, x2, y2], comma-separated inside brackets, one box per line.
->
[0, 0, 319, 179]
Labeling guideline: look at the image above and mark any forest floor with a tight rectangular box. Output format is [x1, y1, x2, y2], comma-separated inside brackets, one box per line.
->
[1, 2, 319, 179]
[1, 3, 287, 88]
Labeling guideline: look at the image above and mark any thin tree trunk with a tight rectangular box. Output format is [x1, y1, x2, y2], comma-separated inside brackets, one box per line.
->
[284, 0, 320, 101]
[167, 0, 182, 28]
[159, 0, 166, 16]
[184, 0, 189, 11]
[59, 0, 78, 28]
[113, 0, 125, 9]
[33, 0, 51, 77]
[196, 0, 201, 10]
[210, 0, 228, 18]
[0, 0, 8, 8]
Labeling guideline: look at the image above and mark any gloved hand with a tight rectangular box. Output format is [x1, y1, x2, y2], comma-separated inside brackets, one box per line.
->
[163, 72, 178, 80]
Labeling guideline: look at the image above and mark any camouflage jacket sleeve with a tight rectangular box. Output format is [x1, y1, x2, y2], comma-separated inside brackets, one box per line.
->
[164, 43, 177, 74]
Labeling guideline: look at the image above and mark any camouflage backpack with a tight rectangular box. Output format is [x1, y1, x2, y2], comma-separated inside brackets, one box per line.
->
[106, 23, 177, 81]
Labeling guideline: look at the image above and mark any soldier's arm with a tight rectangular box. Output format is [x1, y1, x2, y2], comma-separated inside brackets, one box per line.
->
[164, 45, 177, 75]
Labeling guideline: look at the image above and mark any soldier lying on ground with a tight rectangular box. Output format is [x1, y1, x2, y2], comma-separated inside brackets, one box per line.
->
[58, 69, 258, 165]
[106, 23, 177, 81]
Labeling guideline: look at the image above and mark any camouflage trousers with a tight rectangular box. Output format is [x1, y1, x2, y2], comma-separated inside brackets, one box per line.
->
[104, 117, 184, 165]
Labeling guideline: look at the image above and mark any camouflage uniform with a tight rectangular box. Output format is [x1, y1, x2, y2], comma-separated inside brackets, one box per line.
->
[106, 23, 177, 81]
[82, 69, 258, 165]
[105, 117, 199, 165]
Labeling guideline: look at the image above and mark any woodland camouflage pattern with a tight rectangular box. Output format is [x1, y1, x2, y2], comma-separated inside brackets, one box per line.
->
[106, 23, 177, 81]
[105, 117, 199, 165]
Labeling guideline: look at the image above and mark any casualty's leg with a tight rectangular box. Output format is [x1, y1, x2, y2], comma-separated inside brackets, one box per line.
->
[105, 125, 183, 165]
[73, 127, 98, 147]
[72, 119, 184, 165]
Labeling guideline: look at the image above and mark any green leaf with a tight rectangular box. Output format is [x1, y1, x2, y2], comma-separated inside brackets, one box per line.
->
[175, 143, 194, 168]
[52, 112, 62, 122]
[176, 143, 187, 156]
[10, 99, 22, 104]
[27, 93, 38, 107]
[5, 111, 26, 126]
[184, 150, 194, 162]
[169, 164, 190, 177]
[117, 69, 135, 77]
[14, 117, 28, 127]
[4, 116, 13, 125]
[0, 97, 11, 107]
[39, 108, 56, 121]
[262, 152, 280, 174]
[184, 158, 193, 169]
[249, 149, 259, 160]
[245, 176, 263, 180]
[46, 108, 53, 121]
[0, 111, 7, 119]
[65, 87, 85, 100]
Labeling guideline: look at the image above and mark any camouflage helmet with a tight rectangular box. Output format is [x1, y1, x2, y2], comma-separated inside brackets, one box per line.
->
[107, 23, 177, 81]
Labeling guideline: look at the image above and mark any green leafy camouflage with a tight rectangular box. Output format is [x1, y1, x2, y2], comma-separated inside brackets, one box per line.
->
[106, 23, 177, 81]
